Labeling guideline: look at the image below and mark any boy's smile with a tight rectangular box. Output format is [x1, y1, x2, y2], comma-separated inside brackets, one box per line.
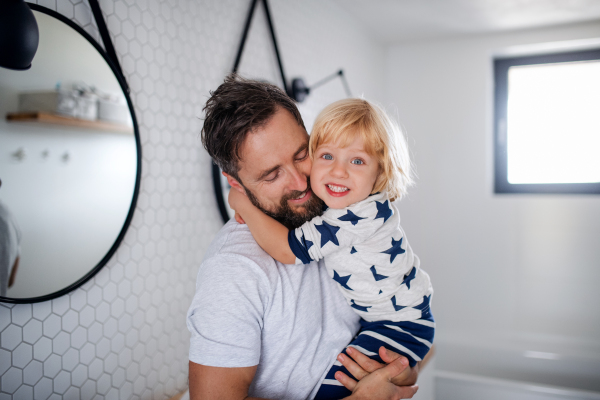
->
[310, 135, 380, 209]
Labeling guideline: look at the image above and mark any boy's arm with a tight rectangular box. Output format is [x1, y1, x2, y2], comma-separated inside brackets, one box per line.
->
[229, 189, 296, 264]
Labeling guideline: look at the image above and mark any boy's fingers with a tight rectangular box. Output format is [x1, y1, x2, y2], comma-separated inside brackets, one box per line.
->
[346, 347, 383, 373]
[337, 353, 368, 381]
[379, 346, 401, 364]
[334, 371, 357, 391]
[381, 354, 409, 379]
[234, 212, 245, 224]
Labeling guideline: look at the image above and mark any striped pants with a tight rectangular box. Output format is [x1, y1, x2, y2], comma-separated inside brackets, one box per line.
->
[314, 312, 434, 400]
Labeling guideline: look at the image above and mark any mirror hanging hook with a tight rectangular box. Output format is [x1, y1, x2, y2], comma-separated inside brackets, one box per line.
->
[88, 0, 129, 93]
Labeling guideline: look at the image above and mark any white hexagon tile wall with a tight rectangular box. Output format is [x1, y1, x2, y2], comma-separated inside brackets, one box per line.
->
[0, 0, 385, 399]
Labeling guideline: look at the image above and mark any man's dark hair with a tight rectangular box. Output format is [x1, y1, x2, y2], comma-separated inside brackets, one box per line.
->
[201, 74, 305, 181]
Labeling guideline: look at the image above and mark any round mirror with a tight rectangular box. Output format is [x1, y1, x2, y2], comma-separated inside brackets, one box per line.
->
[0, 6, 141, 303]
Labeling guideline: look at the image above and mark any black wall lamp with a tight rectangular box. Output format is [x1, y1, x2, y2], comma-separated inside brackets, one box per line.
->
[233, 0, 352, 103]
[1, 0, 127, 93]
[0, 0, 39, 70]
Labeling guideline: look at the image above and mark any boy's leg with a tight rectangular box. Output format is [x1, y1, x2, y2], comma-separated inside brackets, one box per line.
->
[313, 315, 435, 400]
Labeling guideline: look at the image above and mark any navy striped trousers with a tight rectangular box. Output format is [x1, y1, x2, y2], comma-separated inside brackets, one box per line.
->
[314, 312, 434, 400]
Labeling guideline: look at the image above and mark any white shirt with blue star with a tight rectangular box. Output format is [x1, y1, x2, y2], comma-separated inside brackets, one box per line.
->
[288, 191, 433, 322]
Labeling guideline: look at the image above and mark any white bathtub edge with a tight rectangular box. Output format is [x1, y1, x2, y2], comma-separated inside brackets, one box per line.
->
[435, 370, 600, 400]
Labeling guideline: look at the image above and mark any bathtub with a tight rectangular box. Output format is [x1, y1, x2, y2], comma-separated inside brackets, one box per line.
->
[432, 336, 600, 400]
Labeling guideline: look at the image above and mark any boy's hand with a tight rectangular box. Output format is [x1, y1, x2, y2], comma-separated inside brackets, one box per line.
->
[337, 347, 419, 387]
[336, 347, 419, 399]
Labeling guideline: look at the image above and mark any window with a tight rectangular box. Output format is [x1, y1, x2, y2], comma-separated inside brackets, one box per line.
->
[494, 48, 600, 194]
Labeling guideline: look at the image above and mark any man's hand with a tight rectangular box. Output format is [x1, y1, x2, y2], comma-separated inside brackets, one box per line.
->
[336, 347, 420, 398]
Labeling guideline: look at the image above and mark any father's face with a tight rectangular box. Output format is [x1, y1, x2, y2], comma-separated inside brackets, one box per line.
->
[234, 108, 323, 229]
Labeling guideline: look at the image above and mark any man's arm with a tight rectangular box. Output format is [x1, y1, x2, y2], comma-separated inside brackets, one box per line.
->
[189, 362, 267, 400]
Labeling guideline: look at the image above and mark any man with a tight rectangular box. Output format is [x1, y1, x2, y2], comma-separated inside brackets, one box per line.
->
[187, 75, 421, 399]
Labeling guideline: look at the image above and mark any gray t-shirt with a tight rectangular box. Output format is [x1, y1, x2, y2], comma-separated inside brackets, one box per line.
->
[187, 220, 361, 399]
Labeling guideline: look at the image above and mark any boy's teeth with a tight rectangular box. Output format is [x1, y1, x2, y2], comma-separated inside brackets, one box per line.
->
[328, 184, 349, 193]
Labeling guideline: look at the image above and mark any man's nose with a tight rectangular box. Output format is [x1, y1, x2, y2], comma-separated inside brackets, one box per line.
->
[288, 166, 308, 191]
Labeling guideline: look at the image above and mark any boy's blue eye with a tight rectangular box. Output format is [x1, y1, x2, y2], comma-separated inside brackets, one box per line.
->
[351, 159, 364, 165]
[323, 154, 333, 160]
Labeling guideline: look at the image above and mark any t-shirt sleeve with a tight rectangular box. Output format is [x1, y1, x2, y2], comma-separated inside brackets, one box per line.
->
[187, 254, 270, 367]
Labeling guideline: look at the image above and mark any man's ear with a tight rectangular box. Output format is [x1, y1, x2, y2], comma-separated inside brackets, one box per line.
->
[223, 172, 245, 193]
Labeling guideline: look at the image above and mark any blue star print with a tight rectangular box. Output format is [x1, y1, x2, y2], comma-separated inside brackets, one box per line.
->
[350, 246, 357, 254]
[391, 295, 406, 312]
[315, 221, 340, 247]
[333, 270, 353, 290]
[370, 266, 389, 281]
[338, 210, 366, 226]
[374, 200, 392, 223]
[301, 235, 313, 252]
[381, 237, 405, 263]
[402, 267, 416, 290]
[414, 295, 431, 318]
[350, 300, 371, 312]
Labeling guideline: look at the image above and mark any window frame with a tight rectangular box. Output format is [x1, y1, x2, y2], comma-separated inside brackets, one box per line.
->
[493, 48, 600, 194]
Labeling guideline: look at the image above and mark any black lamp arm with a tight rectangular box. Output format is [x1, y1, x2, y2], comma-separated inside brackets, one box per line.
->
[308, 69, 351, 97]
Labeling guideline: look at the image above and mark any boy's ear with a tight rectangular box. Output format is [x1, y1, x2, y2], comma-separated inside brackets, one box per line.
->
[223, 172, 245, 193]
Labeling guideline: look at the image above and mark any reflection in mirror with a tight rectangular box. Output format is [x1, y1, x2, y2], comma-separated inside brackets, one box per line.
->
[0, 9, 139, 301]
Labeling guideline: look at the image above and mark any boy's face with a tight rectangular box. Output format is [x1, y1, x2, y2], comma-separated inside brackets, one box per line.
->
[310, 135, 380, 209]
[233, 108, 323, 228]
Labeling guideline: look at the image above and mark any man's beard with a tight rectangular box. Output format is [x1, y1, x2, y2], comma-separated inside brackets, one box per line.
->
[243, 178, 324, 229]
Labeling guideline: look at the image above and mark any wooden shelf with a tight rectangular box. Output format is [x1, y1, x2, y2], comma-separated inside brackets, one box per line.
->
[6, 111, 133, 134]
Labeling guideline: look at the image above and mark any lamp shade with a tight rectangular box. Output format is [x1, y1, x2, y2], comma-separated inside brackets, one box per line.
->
[0, 0, 39, 70]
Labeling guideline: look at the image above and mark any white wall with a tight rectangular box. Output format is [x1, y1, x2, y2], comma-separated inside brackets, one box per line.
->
[0, 0, 385, 399]
[385, 21, 600, 354]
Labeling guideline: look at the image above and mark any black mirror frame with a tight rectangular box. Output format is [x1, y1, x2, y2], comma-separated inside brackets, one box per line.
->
[0, 4, 142, 304]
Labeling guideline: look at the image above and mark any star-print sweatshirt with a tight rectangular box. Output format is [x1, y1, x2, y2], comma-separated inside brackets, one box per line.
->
[288, 191, 433, 322]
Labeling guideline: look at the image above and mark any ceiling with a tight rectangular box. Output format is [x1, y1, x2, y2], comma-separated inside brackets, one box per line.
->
[334, 0, 600, 43]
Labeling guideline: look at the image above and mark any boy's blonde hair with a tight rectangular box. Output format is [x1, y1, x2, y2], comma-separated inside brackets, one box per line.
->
[309, 98, 413, 201]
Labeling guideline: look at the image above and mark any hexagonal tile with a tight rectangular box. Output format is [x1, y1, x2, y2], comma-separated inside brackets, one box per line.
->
[43, 353, 61, 378]
[62, 310, 79, 333]
[34, 376, 52, 400]
[23, 359, 43, 386]
[33, 336, 52, 362]
[62, 348, 79, 372]
[52, 296, 70, 316]
[13, 384, 33, 400]
[11, 304, 32, 327]
[12, 342, 33, 368]
[52, 331, 70, 355]
[79, 305, 95, 328]
[87, 321, 103, 344]
[1, 325, 23, 350]
[0, 306, 11, 332]
[22, 319, 42, 345]
[2, 366, 23, 394]
[53, 370, 71, 394]
[80, 379, 96, 400]
[70, 326, 87, 350]
[71, 364, 88, 387]
[42, 314, 61, 339]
